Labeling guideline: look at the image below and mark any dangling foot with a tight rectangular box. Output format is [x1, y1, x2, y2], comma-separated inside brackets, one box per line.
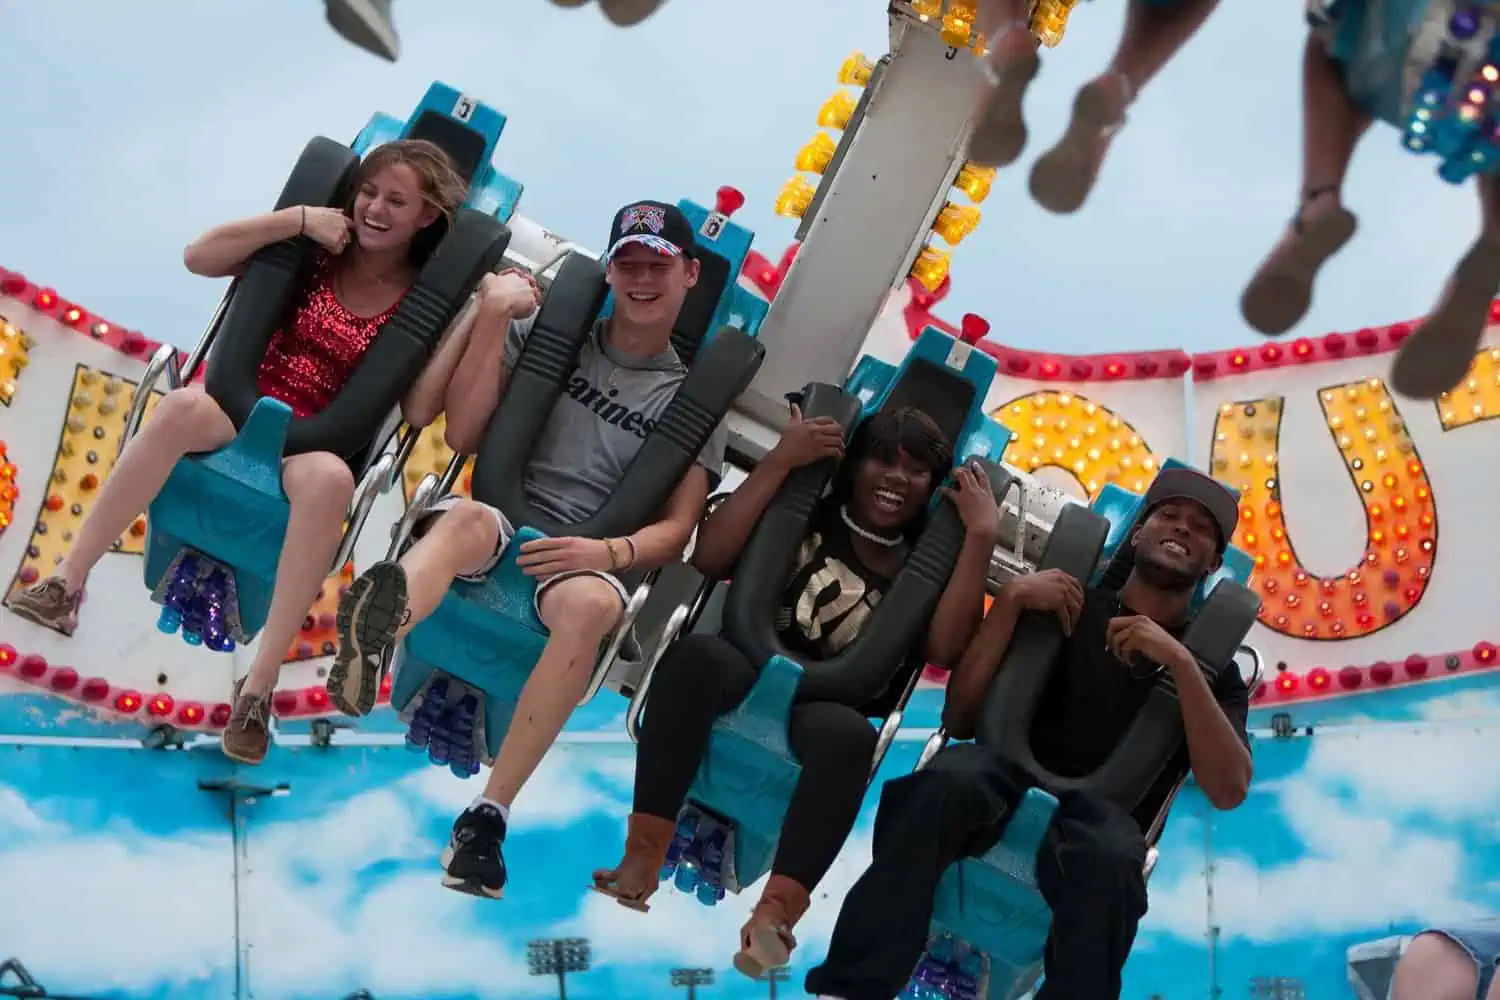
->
[1028, 70, 1132, 215]
[221, 677, 272, 765]
[732, 875, 810, 980]
[7, 576, 81, 636]
[441, 802, 509, 900]
[1240, 186, 1358, 337]
[597, 0, 665, 25]
[1391, 235, 1500, 399]
[966, 21, 1041, 169]
[327, 560, 410, 717]
[590, 813, 676, 912]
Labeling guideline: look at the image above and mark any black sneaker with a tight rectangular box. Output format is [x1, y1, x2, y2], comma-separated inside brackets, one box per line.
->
[441, 804, 508, 899]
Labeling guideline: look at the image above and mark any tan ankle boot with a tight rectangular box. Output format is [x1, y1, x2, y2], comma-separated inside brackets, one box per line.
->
[591, 813, 676, 911]
[733, 875, 811, 979]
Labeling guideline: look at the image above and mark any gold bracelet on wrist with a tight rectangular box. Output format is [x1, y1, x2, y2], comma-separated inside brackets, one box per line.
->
[604, 538, 621, 571]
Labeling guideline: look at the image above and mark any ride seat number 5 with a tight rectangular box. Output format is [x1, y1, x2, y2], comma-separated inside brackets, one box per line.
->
[452, 94, 477, 122]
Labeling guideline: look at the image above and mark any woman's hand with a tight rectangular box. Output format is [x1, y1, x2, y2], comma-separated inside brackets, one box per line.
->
[301, 207, 355, 254]
[477, 269, 541, 319]
[767, 403, 846, 470]
[941, 460, 1001, 542]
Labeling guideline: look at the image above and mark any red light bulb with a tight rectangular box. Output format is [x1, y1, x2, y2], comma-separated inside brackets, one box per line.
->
[178, 703, 206, 725]
[147, 693, 174, 717]
[958, 314, 989, 345]
[715, 185, 745, 217]
[1308, 667, 1330, 689]
[1039, 360, 1061, 378]
[116, 690, 143, 713]
[1276, 672, 1298, 693]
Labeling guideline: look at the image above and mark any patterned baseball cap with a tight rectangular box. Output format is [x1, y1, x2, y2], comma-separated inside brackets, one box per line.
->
[606, 200, 697, 262]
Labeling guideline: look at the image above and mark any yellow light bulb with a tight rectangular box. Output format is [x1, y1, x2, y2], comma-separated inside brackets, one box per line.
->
[793, 131, 838, 174]
[932, 202, 981, 245]
[838, 50, 875, 87]
[817, 90, 858, 130]
[1030, 0, 1081, 47]
[941, 0, 979, 47]
[909, 0, 943, 17]
[953, 162, 997, 203]
[910, 245, 951, 293]
[774, 176, 816, 219]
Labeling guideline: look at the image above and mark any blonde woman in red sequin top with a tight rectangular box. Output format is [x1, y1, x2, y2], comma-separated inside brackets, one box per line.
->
[12, 139, 479, 764]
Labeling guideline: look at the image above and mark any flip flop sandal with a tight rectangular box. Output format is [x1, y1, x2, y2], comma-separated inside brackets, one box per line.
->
[733, 923, 795, 980]
[967, 23, 1041, 169]
[1028, 72, 1132, 215]
[589, 871, 652, 912]
[1391, 237, 1500, 399]
[1240, 185, 1358, 337]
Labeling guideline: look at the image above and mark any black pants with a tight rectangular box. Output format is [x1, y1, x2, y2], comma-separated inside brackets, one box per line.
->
[634, 632, 878, 891]
[805, 743, 1149, 1000]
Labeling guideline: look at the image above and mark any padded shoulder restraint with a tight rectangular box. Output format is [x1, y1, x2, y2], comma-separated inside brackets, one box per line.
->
[720, 383, 1017, 706]
[205, 136, 511, 461]
[470, 252, 766, 538]
[977, 554, 1262, 813]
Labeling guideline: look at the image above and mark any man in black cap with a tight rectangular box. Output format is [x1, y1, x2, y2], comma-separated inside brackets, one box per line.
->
[807, 467, 1253, 1000]
[331, 199, 724, 901]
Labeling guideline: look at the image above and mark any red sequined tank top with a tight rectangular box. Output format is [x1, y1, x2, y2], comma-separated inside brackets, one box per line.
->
[256, 255, 403, 418]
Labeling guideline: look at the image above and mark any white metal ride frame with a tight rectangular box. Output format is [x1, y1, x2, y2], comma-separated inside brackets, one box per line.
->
[728, 8, 985, 460]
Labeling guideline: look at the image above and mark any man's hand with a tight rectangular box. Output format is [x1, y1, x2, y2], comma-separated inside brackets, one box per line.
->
[1105, 615, 1193, 670]
[477, 269, 540, 319]
[1001, 568, 1084, 634]
[515, 536, 613, 577]
[939, 460, 1001, 542]
[767, 402, 845, 470]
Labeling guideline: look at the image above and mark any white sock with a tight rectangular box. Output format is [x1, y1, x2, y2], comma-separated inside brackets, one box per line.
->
[472, 796, 509, 823]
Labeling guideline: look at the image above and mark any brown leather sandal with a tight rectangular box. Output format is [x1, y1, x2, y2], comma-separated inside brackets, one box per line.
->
[1240, 185, 1358, 337]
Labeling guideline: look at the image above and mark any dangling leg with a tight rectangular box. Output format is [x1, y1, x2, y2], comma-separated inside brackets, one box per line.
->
[326, 497, 506, 716]
[441, 573, 624, 899]
[734, 702, 878, 979]
[1392, 173, 1500, 399]
[596, 0, 667, 27]
[593, 632, 756, 911]
[1028, 0, 1219, 214]
[966, 0, 1042, 169]
[222, 452, 355, 764]
[10, 386, 234, 635]
[1241, 31, 1368, 336]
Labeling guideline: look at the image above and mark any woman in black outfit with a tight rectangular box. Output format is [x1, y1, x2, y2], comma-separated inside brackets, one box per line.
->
[591, 404, 1002, 979]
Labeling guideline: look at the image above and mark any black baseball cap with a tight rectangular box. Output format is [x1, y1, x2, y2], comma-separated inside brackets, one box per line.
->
[606, 200, 697, 262]
[1140, 467, 1239, 555]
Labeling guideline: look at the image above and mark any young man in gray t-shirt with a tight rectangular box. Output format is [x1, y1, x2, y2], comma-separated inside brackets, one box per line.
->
[329, 200, 726, 900]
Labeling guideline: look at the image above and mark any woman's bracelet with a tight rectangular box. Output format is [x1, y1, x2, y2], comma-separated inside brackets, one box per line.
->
[299, 206, 307, 236]
[622, 535, 638, 569]
[604, 538, 622, 571]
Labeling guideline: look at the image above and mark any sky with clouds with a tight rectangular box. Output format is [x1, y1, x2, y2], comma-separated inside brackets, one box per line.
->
[5, 682, 1500, 999]
[0, 0, 1481, 357]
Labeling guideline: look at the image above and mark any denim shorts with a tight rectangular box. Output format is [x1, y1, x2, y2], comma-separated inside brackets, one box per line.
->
[1422, 921, 1500, 999]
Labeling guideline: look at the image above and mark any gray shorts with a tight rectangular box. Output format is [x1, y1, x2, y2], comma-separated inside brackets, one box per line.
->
[1420, 922, 1500, 999]
[415, 493, 632, 626]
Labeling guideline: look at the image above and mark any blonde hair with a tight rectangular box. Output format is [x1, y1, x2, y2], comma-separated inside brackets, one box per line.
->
[352, 138, 468, 224]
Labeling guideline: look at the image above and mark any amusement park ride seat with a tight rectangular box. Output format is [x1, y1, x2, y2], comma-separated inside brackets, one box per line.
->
[388, 196, 767, 778]
[130, 90, 518, 654]
[908, 464, 1265, 1000]
[623, 322, 1024, 906]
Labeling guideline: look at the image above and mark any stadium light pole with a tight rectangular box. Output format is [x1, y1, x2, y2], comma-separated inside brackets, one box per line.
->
[671, 967, 716, 998]
[760, 967, 791, 999]
[528, 938, 592, 1000]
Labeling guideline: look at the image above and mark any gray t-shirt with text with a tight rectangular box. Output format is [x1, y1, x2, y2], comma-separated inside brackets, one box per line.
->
[503, 313, 727, 526]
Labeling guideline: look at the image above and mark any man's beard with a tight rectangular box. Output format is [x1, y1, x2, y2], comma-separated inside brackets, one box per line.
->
[1133, 547, 1201, 593]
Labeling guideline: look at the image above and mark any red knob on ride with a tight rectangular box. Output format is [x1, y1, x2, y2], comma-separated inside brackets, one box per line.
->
[715, 186, 746, 217]
[958, 314, 989, 346]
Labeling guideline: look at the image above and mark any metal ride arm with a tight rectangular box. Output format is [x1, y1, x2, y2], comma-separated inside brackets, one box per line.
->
[623, 491, 734, 743]
[118, 284, 235, 456]
[330, 422, 419, 572]
[732, 17, 986, 460]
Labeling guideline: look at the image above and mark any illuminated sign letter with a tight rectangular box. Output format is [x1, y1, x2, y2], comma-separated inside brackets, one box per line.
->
[993, 391, 1162, 498]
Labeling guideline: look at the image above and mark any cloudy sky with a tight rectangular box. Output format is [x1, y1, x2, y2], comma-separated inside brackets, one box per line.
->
[0, 1, 1479, 357]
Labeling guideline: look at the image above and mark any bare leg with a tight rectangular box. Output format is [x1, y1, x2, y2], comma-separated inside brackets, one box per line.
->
[966, 0, 1040, 168]
[1391, 172, 1500, 398]
[222, 452, 356, 764]
[1029, 0, 1219, 214]
[1240, 31, 1369, 335]
[1390, 932, 1478, 1000]
[480, 575, 623, 805]
[326, 498, 501, 716]
[9, 386, 234, 634]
